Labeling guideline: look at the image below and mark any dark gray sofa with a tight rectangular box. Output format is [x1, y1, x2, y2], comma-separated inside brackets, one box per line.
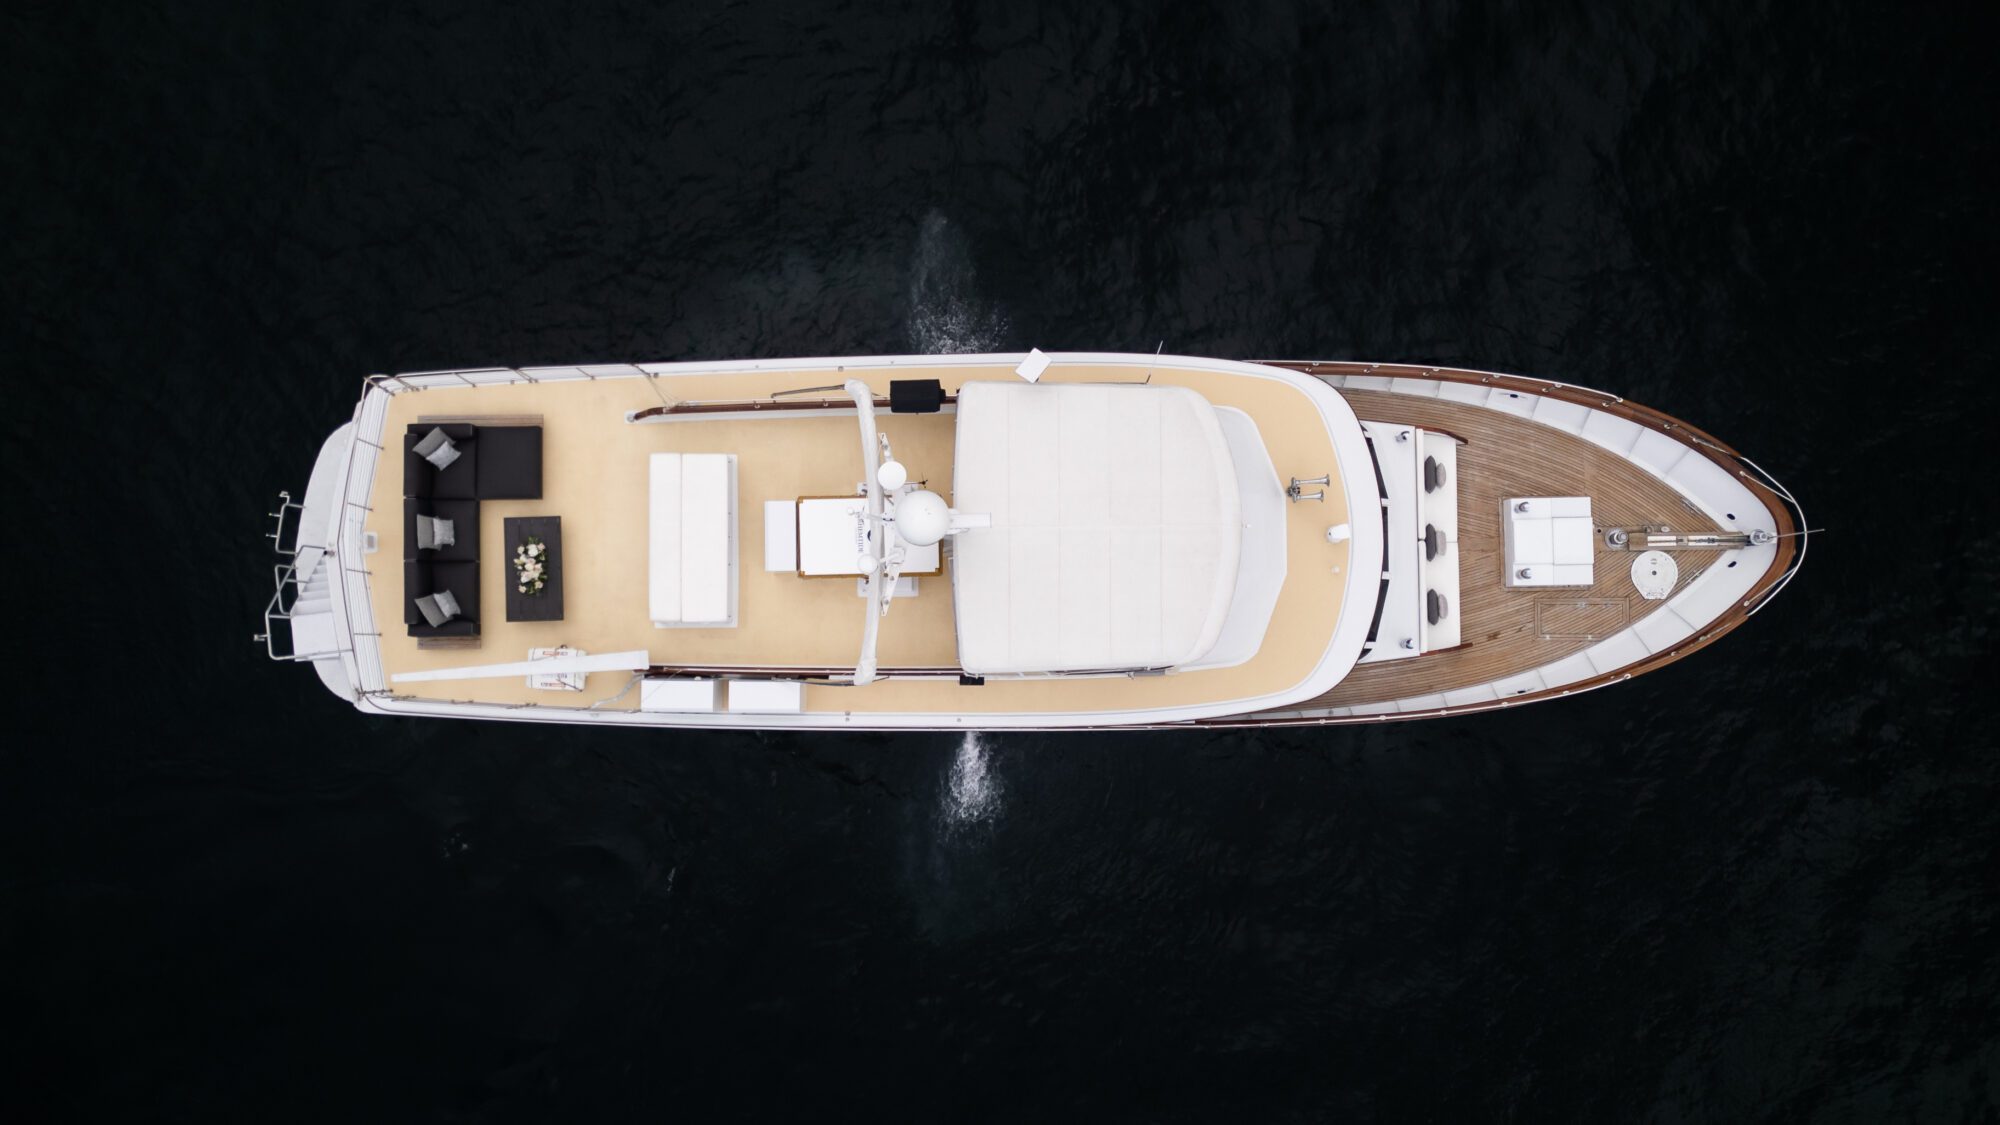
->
[403, 497, 481, 564]
[403, 423, 543, 638]
[403, 560, 481, 638]
[402, 423, 544, 501]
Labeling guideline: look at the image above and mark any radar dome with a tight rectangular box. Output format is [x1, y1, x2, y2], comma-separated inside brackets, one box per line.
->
[894, 490, 951, 546]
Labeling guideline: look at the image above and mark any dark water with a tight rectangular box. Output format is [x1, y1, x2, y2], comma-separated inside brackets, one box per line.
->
[8, 1, 1998, 1119]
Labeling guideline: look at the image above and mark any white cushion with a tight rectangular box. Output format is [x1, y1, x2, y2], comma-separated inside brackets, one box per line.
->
[1515, 518, 1553, 564]
[949, 381, 1241, 674]
[1491, 670, 1547, 698]
[1665, 453, 1759, 529]
[649, 453, 737, 626]
[1529, 397, 1591, 434]
[1582, 633, 1649, 674]
[1551, 516, 1593, 562]
[1443, 683, 1500, 707]
[681, 455, 732, 624]
[1579, 412, 1643, 454]
[1387, 377, 1442, 397]
[763, 501, 798, 571]
[1503, 496, 1595, 587]
[1534, 653, 1599, 690]
[1630, 428, 1691, 476]
[1667, 558, 1757, 626]
[649, 454, 683, 622]
[726, 680, 804, 713]
[1632, 605, 1697, 653]
[640, 678, 718, 712]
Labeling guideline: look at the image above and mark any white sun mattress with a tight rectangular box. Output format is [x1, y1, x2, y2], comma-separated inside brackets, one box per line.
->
[950, 380, 1242, 675]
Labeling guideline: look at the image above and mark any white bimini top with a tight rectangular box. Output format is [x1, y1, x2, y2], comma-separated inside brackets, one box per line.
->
[949, 380, 1243, 675]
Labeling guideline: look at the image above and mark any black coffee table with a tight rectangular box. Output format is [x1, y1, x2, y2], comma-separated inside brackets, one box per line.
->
[503, 515, 564, 622]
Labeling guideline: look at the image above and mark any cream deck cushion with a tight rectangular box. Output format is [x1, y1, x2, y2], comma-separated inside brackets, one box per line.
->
[950, 381, 1241, 674]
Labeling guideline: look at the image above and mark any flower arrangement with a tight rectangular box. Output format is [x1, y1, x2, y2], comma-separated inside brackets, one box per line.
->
[514, 536, 549, 595]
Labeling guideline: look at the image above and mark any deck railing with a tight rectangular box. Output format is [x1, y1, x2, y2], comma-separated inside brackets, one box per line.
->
[254, 491, 322, 662]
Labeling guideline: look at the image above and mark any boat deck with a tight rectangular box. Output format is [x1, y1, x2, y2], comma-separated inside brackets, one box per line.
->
[361, 360, 1358, 720]
[1266, 387, 1726, 712]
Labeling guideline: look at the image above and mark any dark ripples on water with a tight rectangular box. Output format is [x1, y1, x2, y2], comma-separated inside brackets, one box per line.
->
[6, 1, 1997, 1120]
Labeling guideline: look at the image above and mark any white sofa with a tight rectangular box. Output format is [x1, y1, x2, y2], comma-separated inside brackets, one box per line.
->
[649, 452, 738, 627]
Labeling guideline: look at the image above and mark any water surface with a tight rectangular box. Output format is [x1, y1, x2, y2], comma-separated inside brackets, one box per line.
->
[6, 1, 1997, 1119]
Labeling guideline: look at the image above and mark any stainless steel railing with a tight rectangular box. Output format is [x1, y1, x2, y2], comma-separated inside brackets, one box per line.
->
[255, 491, 311, 661]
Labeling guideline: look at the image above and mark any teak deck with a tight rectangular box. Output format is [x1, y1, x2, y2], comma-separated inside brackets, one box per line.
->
[1262, 386, 1726, 713]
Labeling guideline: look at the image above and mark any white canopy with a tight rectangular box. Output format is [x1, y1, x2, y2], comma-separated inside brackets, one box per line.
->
[949, 380, 1243, 675]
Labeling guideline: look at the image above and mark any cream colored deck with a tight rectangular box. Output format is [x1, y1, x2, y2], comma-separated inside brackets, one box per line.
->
[364, 362, 1355, 718]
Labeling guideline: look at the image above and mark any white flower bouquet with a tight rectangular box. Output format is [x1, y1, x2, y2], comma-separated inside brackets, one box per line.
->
[514, 536, 549, 595]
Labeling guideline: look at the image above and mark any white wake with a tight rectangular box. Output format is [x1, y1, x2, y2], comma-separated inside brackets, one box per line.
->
[907, 211, 1010, 355]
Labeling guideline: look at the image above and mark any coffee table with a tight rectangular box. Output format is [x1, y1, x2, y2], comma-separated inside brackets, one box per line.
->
[503, 515, 564, 622]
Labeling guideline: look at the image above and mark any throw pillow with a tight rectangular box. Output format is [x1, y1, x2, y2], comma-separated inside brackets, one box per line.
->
[412, 427, 451, 457]
[433, 589, 462, 619]
[433, 517, 455, 547]
[414, 514, 438, 550]
[425, 437, 461, 471]
[414, 594, 449, 628]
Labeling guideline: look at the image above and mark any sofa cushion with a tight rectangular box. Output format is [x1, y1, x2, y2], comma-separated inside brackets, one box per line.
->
[414, 594, 450, 628]
[403, 558, 480, 636]
[403, 559, 434, 625]
[475, 425, 543, 499]
[412, 427, 463, 472]
[402, 498, 479, 562]
[433, 588, 462, 619]
[404, 424, 477, 499]
[417, 515, 455, 548]
[429, 561, 480, 625]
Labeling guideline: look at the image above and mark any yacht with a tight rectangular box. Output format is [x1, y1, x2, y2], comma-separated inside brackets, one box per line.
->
[259, 352, 1805, 729]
